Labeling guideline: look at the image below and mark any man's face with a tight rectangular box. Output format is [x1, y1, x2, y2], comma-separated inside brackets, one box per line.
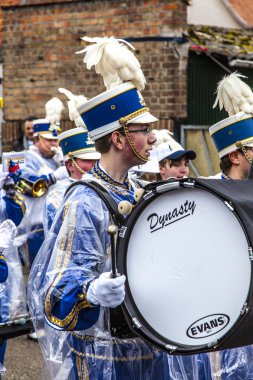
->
[36, 136, 58, 158]
[24, 121, 34, 140]
[123, 123, 157, 165]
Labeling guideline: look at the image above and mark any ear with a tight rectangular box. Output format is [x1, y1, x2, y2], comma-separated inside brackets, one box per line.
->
[228, 150, 240, 165]
[159, 164, 166, 178]
[65, 159, 72, 171]
[111, 130, 124, 151]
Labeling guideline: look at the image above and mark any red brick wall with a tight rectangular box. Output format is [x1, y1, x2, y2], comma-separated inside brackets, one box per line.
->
[1, 0, 188, 151]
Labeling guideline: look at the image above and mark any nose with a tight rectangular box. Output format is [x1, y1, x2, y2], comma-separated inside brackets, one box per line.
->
[149, 130, 157, 144]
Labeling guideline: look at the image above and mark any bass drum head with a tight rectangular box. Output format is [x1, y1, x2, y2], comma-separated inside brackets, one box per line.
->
[117, 186, 251, 352]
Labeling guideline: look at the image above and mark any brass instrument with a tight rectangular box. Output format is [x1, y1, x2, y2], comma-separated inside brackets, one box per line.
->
[16, 177, 48, 198]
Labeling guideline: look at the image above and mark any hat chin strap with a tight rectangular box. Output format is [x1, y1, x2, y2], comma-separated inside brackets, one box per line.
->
[236, 141, 252, 164]
[70, 156, 87, 176]
[123, 125, 148, 163]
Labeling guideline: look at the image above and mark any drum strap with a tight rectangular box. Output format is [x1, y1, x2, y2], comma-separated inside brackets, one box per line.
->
[64, 179, 136, 339]
[64, 179, 124, 226]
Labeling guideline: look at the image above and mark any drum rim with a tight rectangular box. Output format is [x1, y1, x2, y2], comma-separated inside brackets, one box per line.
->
[116, 178, 253, 354]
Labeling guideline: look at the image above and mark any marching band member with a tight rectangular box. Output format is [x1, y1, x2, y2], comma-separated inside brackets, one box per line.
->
[0, 169, 26, 372]
[156, 136, 196, 180]
[208, 72, 253, 378]
[45, 126, 100, 232]
[20, 107, 68, 269]
[44, 88, 100, 233]
[130, 131, 197, 182]
[28, 36, 172, 379]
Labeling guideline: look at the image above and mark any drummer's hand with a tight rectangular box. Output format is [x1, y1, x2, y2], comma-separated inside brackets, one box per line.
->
[87, 272, 126, 308]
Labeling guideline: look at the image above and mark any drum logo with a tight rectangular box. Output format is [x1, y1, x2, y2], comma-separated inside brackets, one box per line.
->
[147, 200, 196, 233]
[187, 314, 230, 339]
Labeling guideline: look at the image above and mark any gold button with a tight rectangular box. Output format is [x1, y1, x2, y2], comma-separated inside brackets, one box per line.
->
[111, 105, 116, 110]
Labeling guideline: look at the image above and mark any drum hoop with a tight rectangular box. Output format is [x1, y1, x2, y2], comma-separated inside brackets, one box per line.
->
[117, 178, 253, 354]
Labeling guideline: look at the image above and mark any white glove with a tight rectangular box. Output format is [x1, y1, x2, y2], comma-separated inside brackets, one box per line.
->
[53, 166, 68, 181]
[51, 147, 64, 166]
[0, 172, 10, 190]
[0, 219, 17, 251]
[87, 272, 126, 308]
[13, 234, 27, 247]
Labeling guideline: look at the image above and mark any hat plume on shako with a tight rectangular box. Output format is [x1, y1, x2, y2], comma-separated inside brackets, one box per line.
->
[58, 88, 100, 161]
[33, 97, 64, 139]
[75, 36, 158, 162]
[210, 72, 253, 158]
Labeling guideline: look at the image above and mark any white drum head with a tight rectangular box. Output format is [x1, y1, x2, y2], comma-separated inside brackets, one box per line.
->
[124, 187, 251, 348]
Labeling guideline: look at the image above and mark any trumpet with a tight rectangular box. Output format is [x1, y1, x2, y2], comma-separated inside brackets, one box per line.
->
[16, 177, 49, 198]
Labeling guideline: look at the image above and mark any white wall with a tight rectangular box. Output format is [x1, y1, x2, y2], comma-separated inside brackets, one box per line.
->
[187, 0, 241, 28]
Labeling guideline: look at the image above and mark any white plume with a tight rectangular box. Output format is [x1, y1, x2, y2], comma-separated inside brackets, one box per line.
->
[76, 36, 146, 91]
[213, 72, 253, 117]
[152, 129, 173, 147]
[45, 97, 64, 124]
[58, 88, 87, 129]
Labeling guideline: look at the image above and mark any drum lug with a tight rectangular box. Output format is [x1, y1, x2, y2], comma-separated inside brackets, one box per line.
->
[240, 302, 249, 315]
[207, 339, 218, 349]
[155, 182, 180, 193]
[249, 247, 253, 260]
[118, 226, 127, 238]
[224, 201, 234, 211]
[165, 344, 177, 353]
[132, 317, 142, 329]
[182, 181, 195, 188]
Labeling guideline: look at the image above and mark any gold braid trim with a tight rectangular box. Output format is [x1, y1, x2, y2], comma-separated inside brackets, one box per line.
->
[119, 107, 149, 126]
[44, 201, 94, 329]
[236, 141, 252, 164]
[13, 195, 26, 216]
[0, 255, 6, 262]
[124, 125, 149, 162]
[70, 157, 87, 176]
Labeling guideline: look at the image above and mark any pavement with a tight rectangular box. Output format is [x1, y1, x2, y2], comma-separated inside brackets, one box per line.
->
[3, 335, 43, 379]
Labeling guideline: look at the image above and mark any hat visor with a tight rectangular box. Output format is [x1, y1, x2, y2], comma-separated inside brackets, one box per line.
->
[126, 111, 158, 125]
[164, 149, 196, 161]
[67, 152, 101, 161]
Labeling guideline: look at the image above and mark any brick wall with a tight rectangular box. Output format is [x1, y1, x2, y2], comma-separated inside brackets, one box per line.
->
[1, 0, 188, 151]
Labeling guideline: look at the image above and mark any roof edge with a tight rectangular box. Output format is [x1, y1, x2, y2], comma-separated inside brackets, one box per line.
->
[222, 0, 252, 29]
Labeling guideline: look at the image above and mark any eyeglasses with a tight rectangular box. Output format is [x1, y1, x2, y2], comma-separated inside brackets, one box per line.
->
[119, 126, 153, 136]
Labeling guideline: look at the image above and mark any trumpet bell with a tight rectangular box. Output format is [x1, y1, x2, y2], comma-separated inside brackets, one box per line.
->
[17, 178, 48, 198]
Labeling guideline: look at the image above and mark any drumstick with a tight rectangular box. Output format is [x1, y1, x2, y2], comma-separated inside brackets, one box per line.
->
[107, 225, 118, 278]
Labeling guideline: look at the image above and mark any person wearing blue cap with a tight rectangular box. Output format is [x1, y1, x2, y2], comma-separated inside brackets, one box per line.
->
[27, 37, 176, 380]
[157, 136, 196, 180]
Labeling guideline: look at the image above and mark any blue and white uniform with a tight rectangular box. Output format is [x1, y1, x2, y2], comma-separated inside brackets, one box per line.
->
[28, 161, 172, 380]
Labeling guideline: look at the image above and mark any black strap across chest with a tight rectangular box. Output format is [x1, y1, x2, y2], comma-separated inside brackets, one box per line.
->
[65, 179, 124, 226]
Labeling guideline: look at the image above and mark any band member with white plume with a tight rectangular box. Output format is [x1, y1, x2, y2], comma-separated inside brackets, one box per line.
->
[19, 98, 68, 277]
[27, 36, 181, 380]
[208, 75, 253, 377]
[44, 88, 100, 233]
[210, 72, 253, 179]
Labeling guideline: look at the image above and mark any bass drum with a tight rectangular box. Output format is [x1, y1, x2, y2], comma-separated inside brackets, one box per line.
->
[116, 178, 253, 354]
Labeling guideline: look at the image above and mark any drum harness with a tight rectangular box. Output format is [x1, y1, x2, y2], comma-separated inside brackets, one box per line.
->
[65, 179, 138, 339]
